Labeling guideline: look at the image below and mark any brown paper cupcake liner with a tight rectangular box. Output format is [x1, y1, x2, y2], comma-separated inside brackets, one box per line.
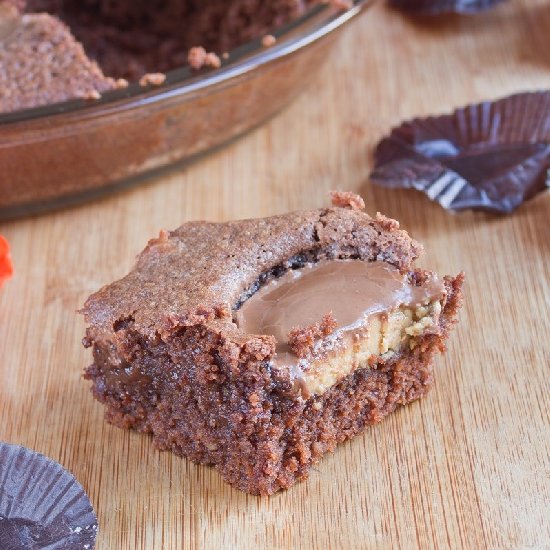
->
[0, 442, 98, 550]
[370, 91, 550, 213]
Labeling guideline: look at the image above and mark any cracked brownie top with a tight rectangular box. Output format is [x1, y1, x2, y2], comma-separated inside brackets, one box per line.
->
[82, 199, 422, 348]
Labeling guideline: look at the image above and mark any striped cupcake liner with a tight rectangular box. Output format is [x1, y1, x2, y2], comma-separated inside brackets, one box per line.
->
[0, 442, 98, 550]
[371, 91, 550, 213]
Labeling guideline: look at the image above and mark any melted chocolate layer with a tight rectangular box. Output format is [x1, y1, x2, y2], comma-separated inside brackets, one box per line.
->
[236, 260, 445, 367]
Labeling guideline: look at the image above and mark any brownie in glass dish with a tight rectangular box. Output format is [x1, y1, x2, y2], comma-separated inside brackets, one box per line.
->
[0, 0, 335, 112]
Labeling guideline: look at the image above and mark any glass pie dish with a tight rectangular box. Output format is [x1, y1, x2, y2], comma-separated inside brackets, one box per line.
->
[0, 0, 372, 220]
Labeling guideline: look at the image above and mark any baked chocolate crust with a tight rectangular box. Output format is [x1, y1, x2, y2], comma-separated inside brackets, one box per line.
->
[82, 205, 463, 495]
[83, 207, 422, 340]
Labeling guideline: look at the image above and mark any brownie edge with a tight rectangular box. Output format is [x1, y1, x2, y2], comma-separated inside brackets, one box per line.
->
[0, 11, 116, 113]
[82, 204, 463, 495]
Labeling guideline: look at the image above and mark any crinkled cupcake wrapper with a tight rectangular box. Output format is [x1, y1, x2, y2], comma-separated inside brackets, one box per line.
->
[0, 442, 98, 550]
[371, 91, 550, 213]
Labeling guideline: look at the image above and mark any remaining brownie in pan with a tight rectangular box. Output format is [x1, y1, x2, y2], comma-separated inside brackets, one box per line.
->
[25, 0, 319, 80]
[1, 0, 346, 112]
[0, 2, 116, 113]
[82, 192, 464, 495]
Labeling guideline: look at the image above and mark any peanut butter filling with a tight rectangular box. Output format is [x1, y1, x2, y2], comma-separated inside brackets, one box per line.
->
[236, 260, 446, 398]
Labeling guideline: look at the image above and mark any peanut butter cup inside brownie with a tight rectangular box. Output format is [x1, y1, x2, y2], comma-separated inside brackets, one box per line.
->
[82, 192, 464, 495]
[236, 259, 447, 397]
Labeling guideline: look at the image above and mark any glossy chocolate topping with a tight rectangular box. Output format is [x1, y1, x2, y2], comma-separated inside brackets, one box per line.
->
[235, 260, 446, 366]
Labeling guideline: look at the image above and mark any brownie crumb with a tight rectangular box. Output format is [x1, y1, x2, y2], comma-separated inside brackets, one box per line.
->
[323, 0, 353, 8]
[204, 51, 221, 69]
[139, 72, 166, 87]
[145, 229, 174, 252]
[187, 46, 221, 70]
[375, 212, 400, 231]
[288, 312, 338, 358]
[262, 34, 277, 47]
[408, 268, 434, 287]
[157, 229, 170, 242]
[367, 354, 378, 367]
[78, 89, 101, 101]
[244, 336, 276, 360]
[115, 78, 129, 89]
[330, 190, 365, 210]
[188, 46, 206, 68]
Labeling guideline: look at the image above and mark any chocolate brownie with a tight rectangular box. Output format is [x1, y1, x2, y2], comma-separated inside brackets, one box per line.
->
[1, 0, 340, 112]
[25, 0, 318, 79]
[0, 3, 115, 113]
[81, 193, 464, 495]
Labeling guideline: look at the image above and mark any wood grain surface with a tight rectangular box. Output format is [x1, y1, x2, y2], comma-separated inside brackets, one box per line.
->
[1, 0, 549, 548]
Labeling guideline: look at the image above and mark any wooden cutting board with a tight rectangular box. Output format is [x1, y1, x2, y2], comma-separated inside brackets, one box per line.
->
[1, 0, 549, 548]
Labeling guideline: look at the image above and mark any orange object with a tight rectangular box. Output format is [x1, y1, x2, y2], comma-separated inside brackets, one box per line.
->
[0, 235, 13, 287]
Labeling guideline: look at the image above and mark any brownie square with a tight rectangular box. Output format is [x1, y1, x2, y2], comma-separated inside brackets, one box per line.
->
[82, 196, 463, 495]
